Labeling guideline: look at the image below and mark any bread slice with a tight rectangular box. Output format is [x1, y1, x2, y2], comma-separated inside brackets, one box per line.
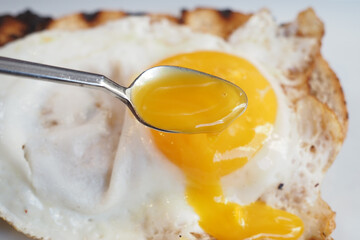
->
[0, 8, 347, 240]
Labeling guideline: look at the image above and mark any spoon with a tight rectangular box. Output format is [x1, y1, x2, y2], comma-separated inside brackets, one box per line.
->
[0, 56, 247, 133]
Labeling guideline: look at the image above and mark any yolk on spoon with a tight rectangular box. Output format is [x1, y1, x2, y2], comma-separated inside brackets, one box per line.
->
[150, 51, 304, 240]
[131, 66, 247, 133]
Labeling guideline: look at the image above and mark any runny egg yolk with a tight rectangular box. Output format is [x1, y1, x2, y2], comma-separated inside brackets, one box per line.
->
[131, 67, 247, 133]
[150, 51, 304, 239]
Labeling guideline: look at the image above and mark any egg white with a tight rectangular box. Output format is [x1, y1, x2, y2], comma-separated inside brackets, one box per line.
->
[0, 10, 317, 240]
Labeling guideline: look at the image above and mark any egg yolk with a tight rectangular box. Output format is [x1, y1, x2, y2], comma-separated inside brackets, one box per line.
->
[131, 67, 247, 133]
[151, 51, 304, 239]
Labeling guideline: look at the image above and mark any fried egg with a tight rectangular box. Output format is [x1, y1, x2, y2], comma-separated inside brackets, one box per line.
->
[0, 10, 321, 240]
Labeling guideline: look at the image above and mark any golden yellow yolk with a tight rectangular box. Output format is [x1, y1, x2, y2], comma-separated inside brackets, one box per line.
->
[131, 67, 247, 133]
[151, 51, 304, 239]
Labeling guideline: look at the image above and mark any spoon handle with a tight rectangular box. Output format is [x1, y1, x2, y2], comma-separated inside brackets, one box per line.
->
[0, 56, 128, 102]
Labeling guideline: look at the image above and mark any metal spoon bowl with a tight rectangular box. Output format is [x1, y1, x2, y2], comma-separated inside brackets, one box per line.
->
[0, 56, 247, 133]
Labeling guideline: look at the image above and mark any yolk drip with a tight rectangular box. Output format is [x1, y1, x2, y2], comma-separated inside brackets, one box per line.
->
[150, 51, 304, 239]
[131, 67, 247, 133]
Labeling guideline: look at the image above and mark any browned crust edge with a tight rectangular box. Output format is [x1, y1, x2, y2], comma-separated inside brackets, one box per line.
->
[0, 9, 252, 46]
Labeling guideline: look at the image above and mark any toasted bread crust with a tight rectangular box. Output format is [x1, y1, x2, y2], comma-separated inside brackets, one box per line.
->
[181, 8, 252, 38]
[0, 8, 347, 240]
[0, 10, 51, 46]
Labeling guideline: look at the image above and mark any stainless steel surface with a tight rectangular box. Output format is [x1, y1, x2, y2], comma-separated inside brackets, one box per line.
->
[0, 56, 127, 98]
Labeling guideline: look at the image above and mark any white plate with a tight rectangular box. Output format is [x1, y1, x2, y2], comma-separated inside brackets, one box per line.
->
[1, 0, 359, 239]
